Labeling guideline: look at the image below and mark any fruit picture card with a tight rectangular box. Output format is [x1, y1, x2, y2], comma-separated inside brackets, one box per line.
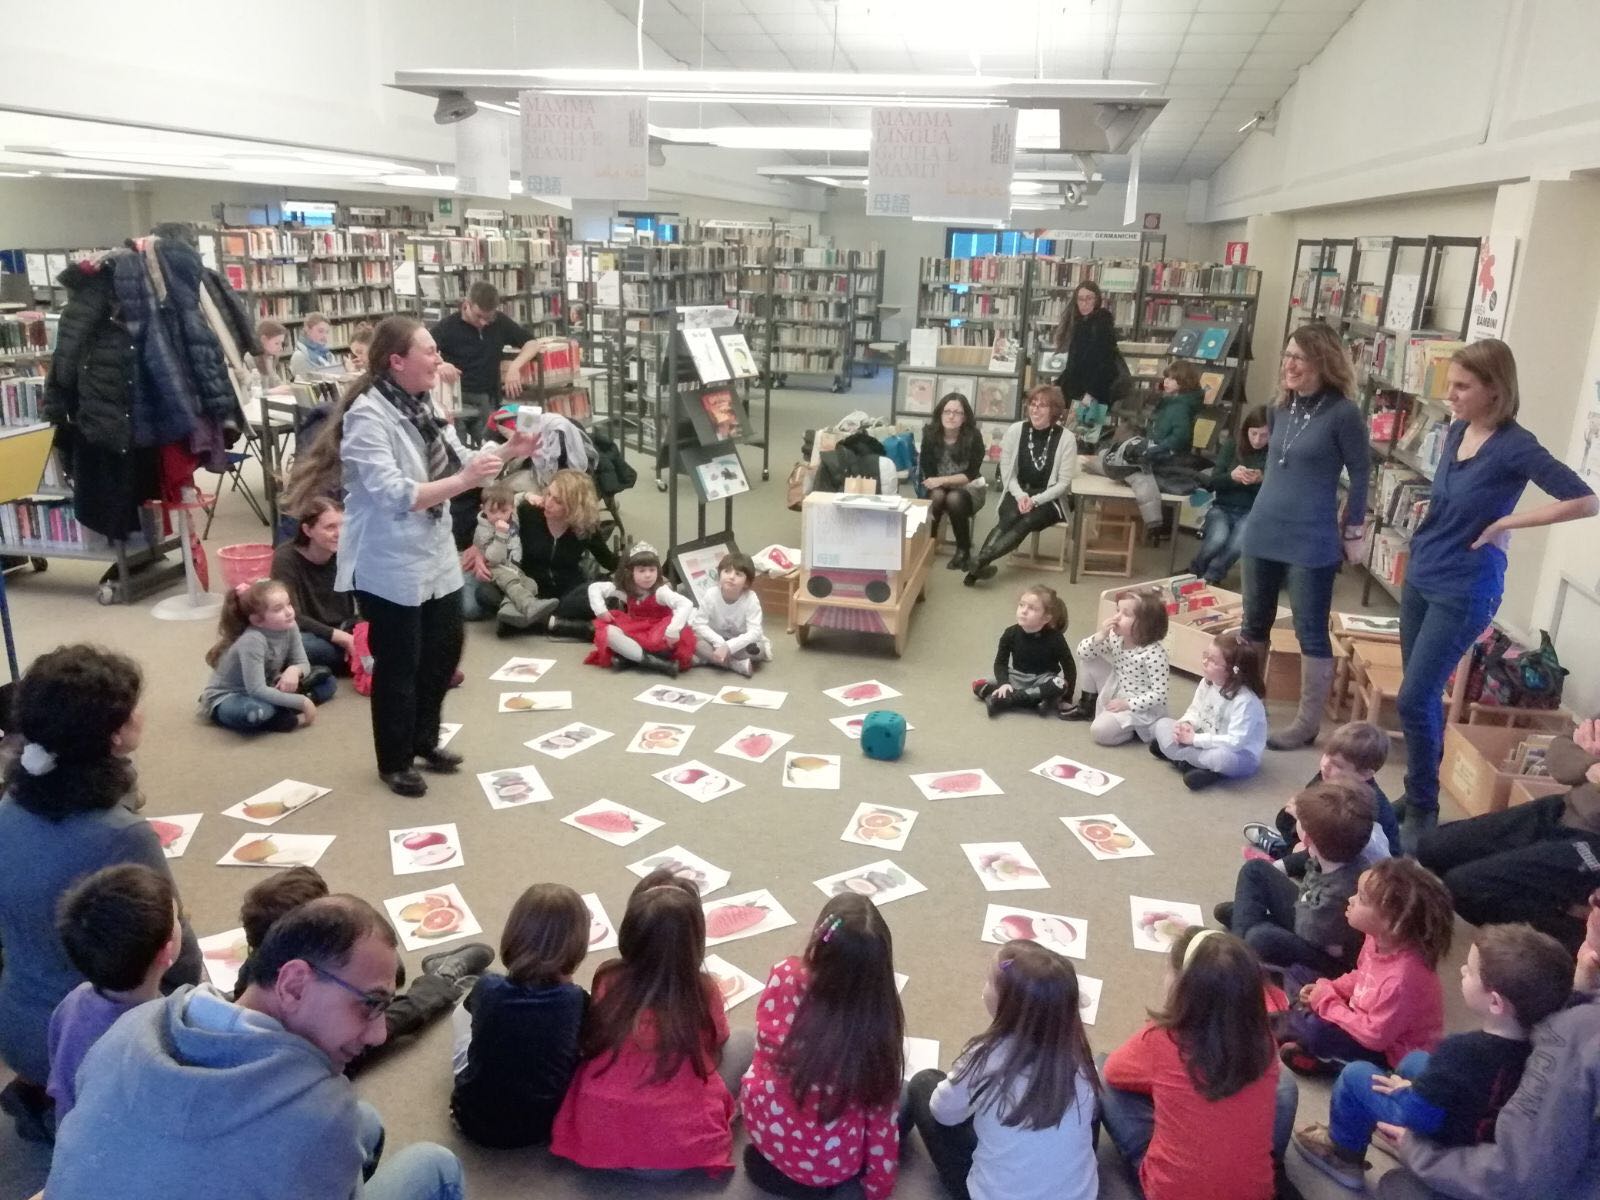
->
[199, 928, 249, 995]
[384, 883, 483, 953]
[437, 723, 462, 748]
[962, 842, 1049, 891]
[909, 769, 1003, 801]
[704, 954, 764, 1010]
[814, 860, 927, 907]
[1062, 814, 1153, 861]
[982, 904, 1088, 961]
[703, 888, 798, 947]
[1129, 897, 1204, 954]
[150, 813, 202, 859]
[840, 803, 918, 852]
[829, 713, 915, 741]
[626, 845, 731, 897]
[389, 823, 464, 876]
[626, 721, 694, 756]
[652, 760, 744, 803]
[218, 832, 335, 869]
[476, 765, 554, 810]
[782, 752, 841, 790]
[1031, 755, 1123, 797]
[714, 685, 788, 710]
[583, 892, 618, 953]
[635, 684, 715, 713]
[497, 691, 572, 713]
[823, 679, 902, 707]
[714, 725, 792, 764]
[525, 721, 613, 760]
[222, 780, 331, 827]
[489, 656, 556, 684]
[1076, 975, 1104, 1026]
[560, 799, 662, 847]
[903, 1036, 941, 1081]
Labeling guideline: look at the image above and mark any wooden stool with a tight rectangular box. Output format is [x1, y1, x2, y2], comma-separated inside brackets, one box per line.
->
[1075, 499, 1139, 577]
[1355, 663, 1405, 733]
[1013, 520, 1071, 573]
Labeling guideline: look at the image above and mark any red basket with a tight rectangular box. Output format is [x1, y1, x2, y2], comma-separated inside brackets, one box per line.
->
[217, 543, 275, 591]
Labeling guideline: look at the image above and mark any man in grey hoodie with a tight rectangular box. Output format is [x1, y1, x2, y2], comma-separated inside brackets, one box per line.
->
[45, 895, 463, 1200]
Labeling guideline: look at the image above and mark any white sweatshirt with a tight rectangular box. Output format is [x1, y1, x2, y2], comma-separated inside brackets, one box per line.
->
[1178, 678, 1268, 760]
[586, 581, 693, 639]
[690, 588, 771, 658]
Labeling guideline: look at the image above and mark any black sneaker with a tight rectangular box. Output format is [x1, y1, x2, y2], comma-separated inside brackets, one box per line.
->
[1213, 901, 1235, 927]
[1243, 822, 1289, 856]
[381, 768, 428, 798]
[420, 941, 494, 987]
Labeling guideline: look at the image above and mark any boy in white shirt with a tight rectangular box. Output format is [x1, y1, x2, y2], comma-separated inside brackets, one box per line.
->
[690, 554, 772, 677]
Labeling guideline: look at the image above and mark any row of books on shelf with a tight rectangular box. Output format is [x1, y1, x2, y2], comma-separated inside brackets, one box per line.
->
[1375, 464, 1433, 534]
[768, 247, 864, 270]
[758, 297, 850, 322]
[1146, 261, 1261, 295]
[920, 256, 1028, 287]
[620, 244, 736, 274]
[1352, 333, 1463, 399]
[1371, 530, 1409, 589]
[0, 315, 53, 356]
[0, 497, 83, 550]
[769, 271, 851, 295]
[622, 277, 729, 310]
[219, 227, 395, 262]
[0, 372, 47, 424]
[920, 326, 1008, 348]
[920, 293, 1024, 319]
[503, 296, 562, 326]
[770, 348, 842, 373]
[1032, 294, 1137, 328]
[407, 237, 483, 268]
[772, 329, 847, 351]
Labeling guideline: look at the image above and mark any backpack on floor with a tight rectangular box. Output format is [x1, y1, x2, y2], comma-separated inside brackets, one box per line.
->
[347, 621, 374, 697]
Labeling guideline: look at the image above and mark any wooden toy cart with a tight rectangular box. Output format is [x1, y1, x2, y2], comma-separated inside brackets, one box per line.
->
[794, 495, 933, 656]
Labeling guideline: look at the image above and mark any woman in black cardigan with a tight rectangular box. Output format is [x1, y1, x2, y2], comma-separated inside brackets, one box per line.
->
[919, 393, 988, 570]
[1052, 280, 1122, 405]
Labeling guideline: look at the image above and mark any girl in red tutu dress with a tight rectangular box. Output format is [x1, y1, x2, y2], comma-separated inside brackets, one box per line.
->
[584, 542, 697, 677]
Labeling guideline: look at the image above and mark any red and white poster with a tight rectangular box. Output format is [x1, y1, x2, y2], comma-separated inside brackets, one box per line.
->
[1224, 241, 1249, 266]
[1468, 235, 1517, 344]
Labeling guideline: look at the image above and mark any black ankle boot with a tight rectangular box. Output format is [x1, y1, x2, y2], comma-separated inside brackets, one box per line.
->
[1058, 691, 1097, 721]
[636, 652, 680, 678]
[546, 616, 593, 640]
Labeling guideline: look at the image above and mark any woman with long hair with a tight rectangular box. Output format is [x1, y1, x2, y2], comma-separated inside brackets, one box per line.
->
[964, 384, 1079, 586]
[920, 392, 988, 571]
[1051, 280, 1121, 405]
[269, 496, 357, 673]
[313, 315, 537, 797]
[1238, 322, 1370, 750]
[1394, 340, 1595, 848]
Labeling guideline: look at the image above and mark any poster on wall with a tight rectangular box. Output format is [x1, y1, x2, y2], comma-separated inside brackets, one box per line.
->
[455, 113, 513, 200]
[1468, 235, 1518, 344]
[866, 107, 1016, 223]
[1579, 380, 1600, 487]
[1224, 241, 1249, 266]
[519, 93, 647, 201]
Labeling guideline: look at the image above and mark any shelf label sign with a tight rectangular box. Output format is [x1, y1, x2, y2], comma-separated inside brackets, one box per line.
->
[456, 113, 512, 201]
[520, 93, 647, 201]
[1468, 235, 1517, 344]
[866, 106, 1016, 223]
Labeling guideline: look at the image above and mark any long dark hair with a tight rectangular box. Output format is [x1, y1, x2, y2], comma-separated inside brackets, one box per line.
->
[281, 315, 424, 515]
[952, 940, 1097, 1129]
[778, 894, 905, 1122]
[1154, 928, 1274, 1101]
[923, 393, 982, 457]
[580, 882, 716, 1085]
[6, 645, 141, 821]
[1052, 279, 1106, 349]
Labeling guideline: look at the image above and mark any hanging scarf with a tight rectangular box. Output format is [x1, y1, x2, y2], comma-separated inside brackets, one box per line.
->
[375, 377, 452, 519]
[301, 336, 338, 370]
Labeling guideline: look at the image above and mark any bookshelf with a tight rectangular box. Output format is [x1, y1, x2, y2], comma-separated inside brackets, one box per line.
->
[758, 247, 857, 392]
[217, 225, 399, 352]
[0, 247, 112, 311]
[849, 250, 887, 378]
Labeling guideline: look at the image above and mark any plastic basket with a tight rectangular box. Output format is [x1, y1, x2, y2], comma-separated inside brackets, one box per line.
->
[217, 543, 275, 591]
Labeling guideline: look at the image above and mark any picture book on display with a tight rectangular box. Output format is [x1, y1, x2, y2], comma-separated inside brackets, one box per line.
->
[683, 328, 731, 384]
[717, 331, 760, 379]
[687, 444, 751, 503]
[974, 377, 1016, 421]
[900, 372, 937, 415]
[689, 387, 747, 445]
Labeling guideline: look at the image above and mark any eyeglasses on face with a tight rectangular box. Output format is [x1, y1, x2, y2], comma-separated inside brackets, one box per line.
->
[1281, 350, 1311, 364]
[307, 962, 394, 1019]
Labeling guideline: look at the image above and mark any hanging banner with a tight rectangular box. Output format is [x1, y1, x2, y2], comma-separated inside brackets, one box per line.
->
[519, 93, 647, 201]
[866, 106, 1016, 222]
[1468, 235, 1517, 344]
[455, 113, 512, 200]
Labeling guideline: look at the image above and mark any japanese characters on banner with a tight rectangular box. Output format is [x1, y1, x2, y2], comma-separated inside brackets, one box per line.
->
[455, 114, 512, 200]
[866, 107, 1017, 223]
[519, 93, 648, 201]
[1468, 235, 1517, 344]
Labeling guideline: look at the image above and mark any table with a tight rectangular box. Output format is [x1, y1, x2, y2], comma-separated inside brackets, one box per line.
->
[1068, 473, 1192, 584]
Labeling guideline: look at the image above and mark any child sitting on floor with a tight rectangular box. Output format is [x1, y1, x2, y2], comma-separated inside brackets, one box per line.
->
[474, 482, 556, 635]
[47, 864, 183, 1125]
[972, 584, 1076, 718]
[741, 893, 905, 1199]
[198, 579, 335, 734]
[1218, 781, 1375, 979]
[1278, 857, 1454, 1077]
[690, 553, 772, 677]
[1150, 631, 1267, 791]
[905, 939, 1099, 1200]
[1244, 721, 1401, 870]
[451, 883, 590, 1148]
[1062, 588, 1170, 742]
[585, 541, 697, 679]
[1293, 923, 1572, 1189]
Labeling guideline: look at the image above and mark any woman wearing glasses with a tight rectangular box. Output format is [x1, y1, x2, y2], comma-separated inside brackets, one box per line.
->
[1238, 323, 1370, 749]
[964, 384, 1079, 585]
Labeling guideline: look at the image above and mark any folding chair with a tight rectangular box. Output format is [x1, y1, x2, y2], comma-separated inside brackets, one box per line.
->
[201, 421, 270, 538]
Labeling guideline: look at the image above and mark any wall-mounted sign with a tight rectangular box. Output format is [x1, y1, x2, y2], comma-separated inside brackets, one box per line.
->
[867, 106, 1016, 223]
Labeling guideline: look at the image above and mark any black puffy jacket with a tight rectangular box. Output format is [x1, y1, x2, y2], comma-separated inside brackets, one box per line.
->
[1056, 306, 1122, 405]
[44, 260, 133, 452]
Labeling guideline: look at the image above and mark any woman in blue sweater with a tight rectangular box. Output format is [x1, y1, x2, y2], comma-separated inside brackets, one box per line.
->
[1397, 340, 1596, 849]
[1239, 323, 1371, 750]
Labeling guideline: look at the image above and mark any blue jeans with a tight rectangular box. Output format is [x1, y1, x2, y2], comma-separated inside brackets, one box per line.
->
[1327, 1052, 1444, 1155]
[1398, 583, 1500, 810]
[1240, 555, 1338, 658]
[1095, 1053, 1299, 1170]
[301, 632, 348, 674]
[358, 1100, 465, 1200]
[1190, 507, 1250, 584]
[211, 675, 336, 734]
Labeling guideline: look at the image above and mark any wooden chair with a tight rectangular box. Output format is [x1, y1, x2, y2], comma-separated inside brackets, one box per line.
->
[1073, 499, 1139, 577]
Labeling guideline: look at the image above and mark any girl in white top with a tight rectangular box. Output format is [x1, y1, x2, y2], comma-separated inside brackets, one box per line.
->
[689, 553, 771, 677]
[1151, 631, 1269, 792]
[1065, 588, 1171, 746]
[906, 939, 1098, 1200]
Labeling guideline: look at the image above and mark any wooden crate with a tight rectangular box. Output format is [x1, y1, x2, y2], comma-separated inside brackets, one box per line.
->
[1440, 725, 1557, 817]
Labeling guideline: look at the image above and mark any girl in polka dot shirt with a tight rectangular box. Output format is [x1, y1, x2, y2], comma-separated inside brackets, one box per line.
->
[740, 894, 906, 1199]
[1063, 588, 1171, 746]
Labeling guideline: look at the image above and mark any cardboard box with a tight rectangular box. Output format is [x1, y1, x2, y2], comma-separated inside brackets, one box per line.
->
[752, 571, 798, 632]
[1440, 725, 1556, 817]
[1097, 575, 1288, 688]
[1507, 776, 1568, 809]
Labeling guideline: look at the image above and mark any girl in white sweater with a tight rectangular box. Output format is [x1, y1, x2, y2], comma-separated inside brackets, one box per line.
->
[1063, 589, 1170, 745]
[689, 553, 771, 676]
[1151, 631, 1269, 791]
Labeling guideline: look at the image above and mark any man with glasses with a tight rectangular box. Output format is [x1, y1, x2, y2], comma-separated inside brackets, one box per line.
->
[433, 280, 542, 446]
[45, 896, 464, 1200]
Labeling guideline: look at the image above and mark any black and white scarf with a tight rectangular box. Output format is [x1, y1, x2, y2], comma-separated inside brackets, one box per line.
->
[375, 377, 453, 518]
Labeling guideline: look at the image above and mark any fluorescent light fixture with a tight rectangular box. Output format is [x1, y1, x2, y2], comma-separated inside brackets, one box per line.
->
[475, 101, 521, 117]
[654, 125, 871, 152]
[0, 170, 40, 178]
[804, 176, 852, 188]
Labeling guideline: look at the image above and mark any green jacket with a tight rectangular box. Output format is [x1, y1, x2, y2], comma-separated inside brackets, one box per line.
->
[1206, 437, 1268, 514]
[1148, 388, 1203, 454]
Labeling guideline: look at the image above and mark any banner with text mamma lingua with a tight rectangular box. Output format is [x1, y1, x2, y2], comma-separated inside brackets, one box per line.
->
[867, 107, 1017, 223]
[519, 93, 648, 201]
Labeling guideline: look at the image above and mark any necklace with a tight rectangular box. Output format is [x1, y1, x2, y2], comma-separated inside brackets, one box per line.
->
[1276, 393, 1326, 467]
[1026, 425, 1054, 473]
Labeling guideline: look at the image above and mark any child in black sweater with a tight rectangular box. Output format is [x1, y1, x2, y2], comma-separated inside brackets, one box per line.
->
[972, 585, 1076, 717]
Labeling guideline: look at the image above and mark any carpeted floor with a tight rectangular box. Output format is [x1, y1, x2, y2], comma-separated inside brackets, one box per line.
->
[0, 373, 1467, 1200]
